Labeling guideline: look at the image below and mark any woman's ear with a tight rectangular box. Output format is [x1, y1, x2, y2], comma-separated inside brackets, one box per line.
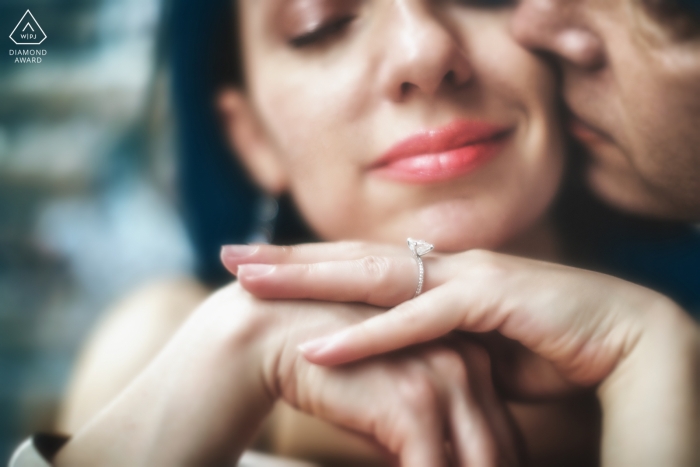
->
[218, 88, 288, 195]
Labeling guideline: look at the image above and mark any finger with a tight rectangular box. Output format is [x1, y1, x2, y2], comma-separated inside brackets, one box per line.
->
[419, 345, 500, 467]
[389, 358, 450, 467]
[317, 361, 451, 467]
[475, 332, 579, 400]
[300, 256, 626, 390]
[221, 241, 407, 274]
[447, 377, 499, 467]
[237, 255, 442, 307]
[398, 413, 450, 467]
[299, 282, 475, 366]
[451, 340, 524, 466]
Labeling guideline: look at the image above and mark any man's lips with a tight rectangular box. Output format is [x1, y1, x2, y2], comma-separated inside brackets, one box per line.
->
[369, 120, 513, 184]
[568, 113, 612, 146]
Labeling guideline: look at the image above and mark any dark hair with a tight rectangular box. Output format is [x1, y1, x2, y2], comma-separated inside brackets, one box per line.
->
[168, 0, 700, 313]
[170, 0, 313, 286]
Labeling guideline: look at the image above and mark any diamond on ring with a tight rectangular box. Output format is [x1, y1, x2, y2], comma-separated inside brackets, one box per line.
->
[407, 238, 434, 298]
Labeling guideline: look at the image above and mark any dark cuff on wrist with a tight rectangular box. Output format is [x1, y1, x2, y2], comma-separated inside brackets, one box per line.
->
[33, 433, 70, 462]
[9, 433, 70, 466]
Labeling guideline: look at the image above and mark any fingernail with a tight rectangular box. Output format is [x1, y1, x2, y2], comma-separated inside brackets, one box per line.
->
[238, 264, 276, 278]
[221, 245, 259, 260]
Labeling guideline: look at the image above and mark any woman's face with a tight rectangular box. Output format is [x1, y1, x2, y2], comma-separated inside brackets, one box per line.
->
[222, 0, 564, 251]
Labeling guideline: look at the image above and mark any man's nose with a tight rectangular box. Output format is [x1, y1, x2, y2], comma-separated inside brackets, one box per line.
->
[510, 0, 605, 70]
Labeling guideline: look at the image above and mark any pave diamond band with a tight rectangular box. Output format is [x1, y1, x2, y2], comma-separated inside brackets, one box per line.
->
[407, 238, 434, 298]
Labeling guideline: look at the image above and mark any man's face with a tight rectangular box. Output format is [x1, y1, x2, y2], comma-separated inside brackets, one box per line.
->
[511, 0, 700, 220]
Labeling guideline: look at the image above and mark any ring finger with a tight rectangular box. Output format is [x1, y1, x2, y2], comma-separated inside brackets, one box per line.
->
[235, 255, 449, 307]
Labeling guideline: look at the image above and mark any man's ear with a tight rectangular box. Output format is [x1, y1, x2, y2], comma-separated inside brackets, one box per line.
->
[218, 88, 288, 195]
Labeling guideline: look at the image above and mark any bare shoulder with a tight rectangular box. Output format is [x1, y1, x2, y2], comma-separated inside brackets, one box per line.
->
[100, 277, 211, 334]
[56, 277, 212, 432]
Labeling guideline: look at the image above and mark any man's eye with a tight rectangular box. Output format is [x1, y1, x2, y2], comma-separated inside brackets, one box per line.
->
[289, 16, 355, 48]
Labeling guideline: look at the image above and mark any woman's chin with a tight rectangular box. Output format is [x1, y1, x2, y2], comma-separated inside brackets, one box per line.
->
[418, 227, 512, 253]
[390, 200, 535, 253]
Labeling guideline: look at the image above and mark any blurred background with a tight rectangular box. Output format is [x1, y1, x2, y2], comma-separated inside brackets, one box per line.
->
[1, 0, 196, 460]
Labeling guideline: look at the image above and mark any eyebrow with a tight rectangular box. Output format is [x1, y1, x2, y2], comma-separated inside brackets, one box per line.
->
[266, 0, 341, 38]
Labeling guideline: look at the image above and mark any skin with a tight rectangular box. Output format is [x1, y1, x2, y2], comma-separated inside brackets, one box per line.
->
[217, 6, 700, 461]
[213, 2, 591, 458]
[510, 0, 700, 219]
[223, 0, 565, 252]
[216, 8, 700, 456]
[226, 241, 700, 466]
[52, 0, 575, 465]
[56, 279, 212, 433]
[55, 283, 521, 467]
[52, 0, 700, 464]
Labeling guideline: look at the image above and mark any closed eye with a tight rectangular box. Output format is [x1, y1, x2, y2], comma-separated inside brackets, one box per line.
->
[289, 15, 356, 48]
[455, 0, 514, 7]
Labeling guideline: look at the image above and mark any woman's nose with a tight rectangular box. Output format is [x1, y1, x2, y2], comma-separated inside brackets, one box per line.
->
[510, 0, 605, 70]
[379, 3, 472, 102]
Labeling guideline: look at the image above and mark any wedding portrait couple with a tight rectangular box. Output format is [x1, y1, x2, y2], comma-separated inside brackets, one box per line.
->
[10, 0, 700, 466]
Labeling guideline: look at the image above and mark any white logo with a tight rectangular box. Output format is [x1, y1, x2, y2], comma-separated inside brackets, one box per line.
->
[9, 10, 47, 45]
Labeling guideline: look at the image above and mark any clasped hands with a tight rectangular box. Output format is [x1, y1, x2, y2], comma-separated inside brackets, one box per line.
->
[224, 241, 699, 467]
[56, 242, 698, 467]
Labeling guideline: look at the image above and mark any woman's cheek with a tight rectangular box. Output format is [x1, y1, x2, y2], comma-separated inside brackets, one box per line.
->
[291, 178, 365, 241]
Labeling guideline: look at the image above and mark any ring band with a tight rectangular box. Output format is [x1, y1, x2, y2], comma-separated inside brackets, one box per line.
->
[407, 238, 434, 298]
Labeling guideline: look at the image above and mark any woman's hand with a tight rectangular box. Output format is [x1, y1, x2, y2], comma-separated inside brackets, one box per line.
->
[223, 242, 660, 390]
[55, 282, 521, 467]
[280, 335, 523, 467]
[223, 242, 700, 466]
[239, 283, 523, 466]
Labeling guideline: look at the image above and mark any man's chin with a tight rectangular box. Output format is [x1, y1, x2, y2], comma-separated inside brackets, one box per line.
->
[586, 165, 698, 222]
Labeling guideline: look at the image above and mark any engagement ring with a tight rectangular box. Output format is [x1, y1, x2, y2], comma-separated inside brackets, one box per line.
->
[407, 238, 434, 298]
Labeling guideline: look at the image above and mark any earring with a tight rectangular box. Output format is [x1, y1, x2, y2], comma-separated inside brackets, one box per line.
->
[247, 195, 279, 244]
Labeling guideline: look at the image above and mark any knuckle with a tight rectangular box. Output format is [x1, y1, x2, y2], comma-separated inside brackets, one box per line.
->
[462, 248, 497, 268]
[358, 255, 392, 280]
[396, 370, 439, 414]
[428, 347, 470, 387]
[462, 249, 507, 281]
[357, 255, 413, 306]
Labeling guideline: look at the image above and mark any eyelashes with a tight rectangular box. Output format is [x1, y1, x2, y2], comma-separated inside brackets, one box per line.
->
[288, 16, 356, 48]
[285, 0, 515, 49]
[457, 0, 514, 6]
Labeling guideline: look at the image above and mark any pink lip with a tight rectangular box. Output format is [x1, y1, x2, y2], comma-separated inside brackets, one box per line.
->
[568, 114, 612, 147]
[370, 120, 512, 184]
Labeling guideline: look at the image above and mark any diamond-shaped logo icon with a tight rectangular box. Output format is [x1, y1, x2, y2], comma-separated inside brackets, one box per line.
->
[10, 10, 47, 45]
